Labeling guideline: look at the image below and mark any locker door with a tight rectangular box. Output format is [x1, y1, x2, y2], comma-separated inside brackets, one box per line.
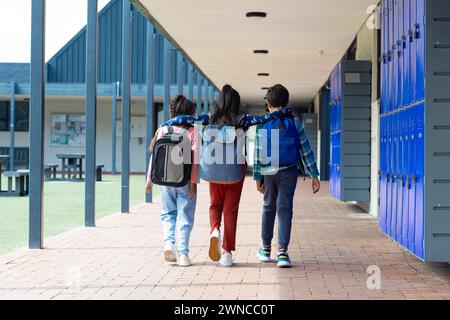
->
[401, 108, 410, 247]
[337, 131, 342, 200]
[410, 0, 417, 103]
[393, 0, 399, 110]
[403, 0, 411, 107]
[397, 0, 405, 109]
[391, 112, 399, 239]
[408, 108, 417, 252]
[414, 103, 424, 259]
[380, 116, 388, 233]
[386, 114, 393, 237]
[381, 0, 389, 114]
[396, 110, 405, 244]
[415, 0, 425, 102]
[388, 0, 394, 112]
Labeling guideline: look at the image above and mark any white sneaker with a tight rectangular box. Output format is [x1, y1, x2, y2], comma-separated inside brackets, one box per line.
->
[178, 254, 192, 267]
[219, 252, 233, 267]
[209, 229, 221, 262]
[163, 241, 177, 263]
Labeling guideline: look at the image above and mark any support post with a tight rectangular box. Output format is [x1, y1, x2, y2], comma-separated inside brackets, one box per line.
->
[177, 52, 184, 95]
[29, 0, 46, 249]
[85, 0, 98, 227]
[145, 22, 155, 204]
[9, 82, 16, 171]
[188, 64, 194, 101]
[121, 0, 132, 214]
[163, 39, 172, 121]
[196, 74, 202, 115]
[111, 82, 119, 175]
[204, 79, 209, 114]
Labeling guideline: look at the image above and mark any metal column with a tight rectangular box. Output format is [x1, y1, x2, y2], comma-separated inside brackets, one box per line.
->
[163, 40, 172, 121]
[111, 82, 119, 175]
[9, 82, 15, 171]
[121, 0, 132, 214]
[204, 79, 209, 113]
[196, 73, 202, 115]
[85, 0, 98, 227]
[177, 52, 184, 95]
[145, 22, 155, 204]
[29, 0, 46, 249]
[188, 64, 194, 101]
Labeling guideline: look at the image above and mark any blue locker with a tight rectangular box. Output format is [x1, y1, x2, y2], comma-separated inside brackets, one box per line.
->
[381, 1, 388, 114]
[414, 103, 425, 259]
[380, 116, 388, 233]
[386, 114, 393, 238]
[401, 108, 410, 247]
[393, 0, 399, 110]
[397, 0, 404, 109]
[388, 0, 394, 112]
[410, 0, 417, 103]
[403, 0, 411, 107]
[407, 108, 417, 252]
[390, 113, 398, 239]
[415, 0, 425, 102]
[396, 110, 405, 244]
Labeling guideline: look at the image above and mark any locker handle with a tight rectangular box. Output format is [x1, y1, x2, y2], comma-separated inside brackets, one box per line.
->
[387, 50, 393, 62]
[396, 41, 403, 57]
[412, 175, 417, 183]
[414, 23, 420, 39]
[408, 29, 414, 43]
[401, 35, 407, 49]
[382, 54, 387, 64]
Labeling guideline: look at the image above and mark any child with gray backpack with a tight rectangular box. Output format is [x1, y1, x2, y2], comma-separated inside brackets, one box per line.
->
[146, 95, 201, 267]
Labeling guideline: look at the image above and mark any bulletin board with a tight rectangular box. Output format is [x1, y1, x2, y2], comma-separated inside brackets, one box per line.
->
[51, 114, 86, 147]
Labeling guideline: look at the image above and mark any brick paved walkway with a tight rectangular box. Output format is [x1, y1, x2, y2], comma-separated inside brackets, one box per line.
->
[0, 179, 449, 300]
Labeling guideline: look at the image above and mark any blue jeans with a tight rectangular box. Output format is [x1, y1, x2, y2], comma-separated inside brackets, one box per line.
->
[261, 166, 298, 250]
[160, 184, 197, 256]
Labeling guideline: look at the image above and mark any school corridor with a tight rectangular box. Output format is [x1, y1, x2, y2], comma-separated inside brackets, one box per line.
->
[0, 178, 449, 300]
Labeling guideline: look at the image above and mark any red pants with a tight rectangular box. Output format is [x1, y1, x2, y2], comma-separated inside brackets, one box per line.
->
[209, 180, 245, 252]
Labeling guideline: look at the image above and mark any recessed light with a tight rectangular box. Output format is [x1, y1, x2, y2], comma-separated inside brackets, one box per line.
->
[258, 73, 270, 77]
[262, 87, 269, 90]
[254, 50, 269, 54]
[246, 12, 267, 19]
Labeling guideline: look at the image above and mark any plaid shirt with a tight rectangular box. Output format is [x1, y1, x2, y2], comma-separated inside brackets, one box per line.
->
[253, 118, 320, 181]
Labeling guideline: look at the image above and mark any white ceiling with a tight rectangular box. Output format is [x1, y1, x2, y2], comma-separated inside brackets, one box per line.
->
[137, 0, 377, 108]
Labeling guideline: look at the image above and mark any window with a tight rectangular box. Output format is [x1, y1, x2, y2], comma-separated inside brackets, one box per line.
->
[0, 102, 7, 131]
[0, 100, 30, 132]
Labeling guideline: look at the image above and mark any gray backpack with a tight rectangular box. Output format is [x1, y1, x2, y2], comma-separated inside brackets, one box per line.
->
[150, 126, 192, 187]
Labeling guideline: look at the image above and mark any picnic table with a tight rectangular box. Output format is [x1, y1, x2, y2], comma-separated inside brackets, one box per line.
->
[0, 169, 29, 197]
[0, 155, 9, 192]
[57, 154, 85, 181]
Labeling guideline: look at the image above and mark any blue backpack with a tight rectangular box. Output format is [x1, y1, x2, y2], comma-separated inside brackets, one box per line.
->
[261, 117, 301, 167]
[200, 125, 246, 184]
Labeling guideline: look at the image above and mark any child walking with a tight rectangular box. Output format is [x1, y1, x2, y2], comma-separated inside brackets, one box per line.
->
[145, 95, 200, 267]
[254, 84, 321, 268]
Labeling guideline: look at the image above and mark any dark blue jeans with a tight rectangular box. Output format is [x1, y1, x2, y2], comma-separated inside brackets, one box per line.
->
[262, 166, 298, 250]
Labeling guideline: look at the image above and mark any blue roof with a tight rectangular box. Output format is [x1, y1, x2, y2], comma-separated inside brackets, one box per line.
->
[0, 63, 30, 83]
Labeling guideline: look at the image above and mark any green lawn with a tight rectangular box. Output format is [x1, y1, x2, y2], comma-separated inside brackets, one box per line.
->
[0, 175, 159, 255]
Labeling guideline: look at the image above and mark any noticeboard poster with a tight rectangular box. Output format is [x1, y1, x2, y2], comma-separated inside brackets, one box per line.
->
[51, 114, 86, 147]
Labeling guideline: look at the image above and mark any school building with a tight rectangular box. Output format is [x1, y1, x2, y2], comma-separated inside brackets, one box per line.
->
[1, 0, 450, 264]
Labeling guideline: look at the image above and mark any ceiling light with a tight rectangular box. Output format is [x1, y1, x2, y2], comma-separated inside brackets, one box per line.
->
[258, 73, 270, 77]
[254, 50, 269, 54]
[262, 87, 269, 90]
[246, 12, 267, 19]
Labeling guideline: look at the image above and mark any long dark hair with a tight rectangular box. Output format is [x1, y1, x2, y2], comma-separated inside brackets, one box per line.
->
[209, 85, 242, 126]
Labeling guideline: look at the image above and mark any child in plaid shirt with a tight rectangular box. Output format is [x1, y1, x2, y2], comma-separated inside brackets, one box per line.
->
[254, 84, 321, 268]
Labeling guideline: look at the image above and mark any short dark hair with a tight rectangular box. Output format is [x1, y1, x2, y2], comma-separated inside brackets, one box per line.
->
[266, 84, 289, 108]
[170, 95, 196, 118]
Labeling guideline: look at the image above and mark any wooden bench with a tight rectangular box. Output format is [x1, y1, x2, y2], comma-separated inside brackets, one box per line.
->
[44, 164, 59, 181]
[1, 170, 29, 197]
[96, 165, 105, 182]
[0, 147, 29, 169]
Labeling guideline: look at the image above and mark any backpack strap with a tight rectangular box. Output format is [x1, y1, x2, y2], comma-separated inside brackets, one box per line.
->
[167, 126, 174, 134]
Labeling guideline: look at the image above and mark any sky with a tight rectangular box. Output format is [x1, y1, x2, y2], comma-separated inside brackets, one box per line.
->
[0, 0, 110, 63]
